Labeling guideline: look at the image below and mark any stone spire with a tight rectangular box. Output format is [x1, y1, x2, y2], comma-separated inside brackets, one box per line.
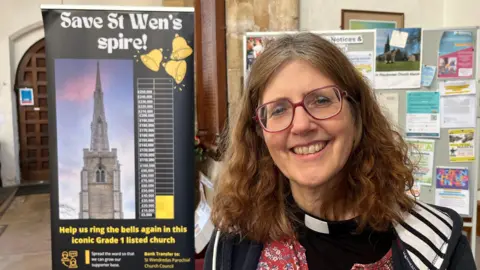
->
[90, 61, 110, 151]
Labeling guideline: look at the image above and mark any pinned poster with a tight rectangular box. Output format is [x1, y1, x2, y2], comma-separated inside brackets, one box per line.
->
[421, 65, 436, 87]
[245, 36, 268, 75]
[375, 28, 422, 89]
[19, 87, 34, 106]
[244, 34, 286, 80]
[440, 95, 476, 128]
[405, 138, 435, 186]
[448, 129, 475, 162]
[435, 167, 470, 215]
[437, 30, 474, 79]
[405, 91, 440, 138]
[346, 51, 374, 85]
[42, 5, 195, 269]
[439, 80, 476, 128]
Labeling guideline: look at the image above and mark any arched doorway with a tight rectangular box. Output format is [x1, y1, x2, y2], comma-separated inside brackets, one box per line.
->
[14, 38, 49, 183]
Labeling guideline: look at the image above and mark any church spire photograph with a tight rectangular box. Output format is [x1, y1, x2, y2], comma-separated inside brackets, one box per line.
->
[55, 59, 135, 220]
[79, 61, 123, 219]
[90, 61, 110, 152]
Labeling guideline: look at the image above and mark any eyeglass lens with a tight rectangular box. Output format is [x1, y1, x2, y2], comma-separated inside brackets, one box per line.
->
[257, 87, 342, 132]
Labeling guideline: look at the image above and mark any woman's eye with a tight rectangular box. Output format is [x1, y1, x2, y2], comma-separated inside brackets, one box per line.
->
[270, 106, 286, 116]
[314, 96, 330, 104]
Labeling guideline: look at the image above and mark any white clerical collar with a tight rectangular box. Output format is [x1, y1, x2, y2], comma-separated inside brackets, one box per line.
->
[304, 213, 330, 234]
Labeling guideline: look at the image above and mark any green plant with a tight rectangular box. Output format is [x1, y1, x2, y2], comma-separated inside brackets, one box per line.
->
[195, 136, 207, 162]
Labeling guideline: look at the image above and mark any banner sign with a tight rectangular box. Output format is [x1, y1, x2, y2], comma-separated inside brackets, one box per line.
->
[42, 5, 195, 269]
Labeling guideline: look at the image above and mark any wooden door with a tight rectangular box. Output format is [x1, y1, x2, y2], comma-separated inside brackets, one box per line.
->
[15, 38, 50, 183]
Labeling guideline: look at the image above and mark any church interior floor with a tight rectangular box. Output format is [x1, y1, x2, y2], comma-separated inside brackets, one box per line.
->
[0, 187, 16, 214]
[0, 193, 479, 270]
[0, 193, 51, 270]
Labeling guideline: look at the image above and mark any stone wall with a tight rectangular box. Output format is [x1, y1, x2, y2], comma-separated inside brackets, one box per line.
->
[225, 0, 299, 120]
[163, 0, 193, 7]
[89, 183, 114, 219]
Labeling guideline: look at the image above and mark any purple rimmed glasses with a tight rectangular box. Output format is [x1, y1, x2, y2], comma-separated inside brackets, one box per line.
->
[254, 85, 348, 133]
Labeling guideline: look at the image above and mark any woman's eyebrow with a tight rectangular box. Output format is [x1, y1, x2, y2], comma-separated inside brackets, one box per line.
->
[261, 96, 288, 105]
[261, 87, 324, 105]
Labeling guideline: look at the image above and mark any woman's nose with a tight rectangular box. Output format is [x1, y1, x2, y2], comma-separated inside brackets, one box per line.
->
[290, 107, 314, 135]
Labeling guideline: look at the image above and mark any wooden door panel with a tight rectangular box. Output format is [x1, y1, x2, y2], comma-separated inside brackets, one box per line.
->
[15, 38, 50, 183]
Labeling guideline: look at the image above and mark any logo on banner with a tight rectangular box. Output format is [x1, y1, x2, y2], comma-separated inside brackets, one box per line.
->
[61, 250, 79, 268]
[139, 33, 193, 86]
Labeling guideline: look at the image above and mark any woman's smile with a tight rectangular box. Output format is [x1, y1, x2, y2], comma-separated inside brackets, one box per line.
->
[290, 140, 330, 161]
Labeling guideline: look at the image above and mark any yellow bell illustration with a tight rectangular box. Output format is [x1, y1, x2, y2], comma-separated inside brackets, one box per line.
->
[163, 60, 187, 84]
[170, 34, 193, 60]
[140, 48, 163, 72]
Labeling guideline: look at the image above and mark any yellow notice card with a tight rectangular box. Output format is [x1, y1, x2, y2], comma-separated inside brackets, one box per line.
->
[439, 80, 476, 96]
[448, 129, 475, 162]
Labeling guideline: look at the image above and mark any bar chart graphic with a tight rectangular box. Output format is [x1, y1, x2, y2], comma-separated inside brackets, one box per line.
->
[136, 78, 175, 219]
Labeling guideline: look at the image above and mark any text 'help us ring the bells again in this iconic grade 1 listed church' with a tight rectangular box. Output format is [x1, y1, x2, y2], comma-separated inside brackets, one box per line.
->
[41, 4, 196, 270]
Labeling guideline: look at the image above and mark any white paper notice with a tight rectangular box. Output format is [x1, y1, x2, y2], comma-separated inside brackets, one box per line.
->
[435, 167, 470, 216]
[347, 51, 374, 85]
[439, 80, 476, 96]
[194, 182, 214, 253]
[375, 92, 399, 128]
[406, 114, 441, 138]
[440, 95, 476, 128]
[199, 172, 214, 189]
[435, 188, 470, 215]
[389, 30, 409, 48]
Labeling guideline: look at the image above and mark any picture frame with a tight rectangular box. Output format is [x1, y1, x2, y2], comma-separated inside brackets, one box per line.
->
[341, 9, 405, 30]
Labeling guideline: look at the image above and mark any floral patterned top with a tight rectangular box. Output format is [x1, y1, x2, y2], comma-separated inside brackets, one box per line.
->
[257, 240, 394, 270]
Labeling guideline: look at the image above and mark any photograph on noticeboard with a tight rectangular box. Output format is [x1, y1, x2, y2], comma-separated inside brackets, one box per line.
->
[374, 28, 422, 89]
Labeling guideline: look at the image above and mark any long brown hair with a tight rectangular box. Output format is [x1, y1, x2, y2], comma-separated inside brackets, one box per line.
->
[211, 32, 416, 243]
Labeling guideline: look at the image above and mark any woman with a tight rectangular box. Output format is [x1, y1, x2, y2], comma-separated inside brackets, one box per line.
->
[204, 32, 476, 269]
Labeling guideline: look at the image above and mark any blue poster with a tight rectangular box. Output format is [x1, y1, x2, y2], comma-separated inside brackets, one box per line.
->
[421, 65, 436, 87]
[19, 88, 34, 106]
[406, 91, 440, 138]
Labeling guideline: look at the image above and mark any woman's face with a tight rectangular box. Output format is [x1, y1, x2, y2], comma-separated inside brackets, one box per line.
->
[260, 60, 356, 191]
